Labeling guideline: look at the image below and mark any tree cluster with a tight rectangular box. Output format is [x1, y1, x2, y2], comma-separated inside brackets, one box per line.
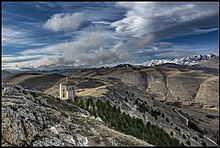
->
[74, 98, 182, 146]
[188, 121, 203, 134]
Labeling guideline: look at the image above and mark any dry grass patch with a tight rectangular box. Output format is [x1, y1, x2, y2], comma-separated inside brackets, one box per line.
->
[76, 86, 108, 97]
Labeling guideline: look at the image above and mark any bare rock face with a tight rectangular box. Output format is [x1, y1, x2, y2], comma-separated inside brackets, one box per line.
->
[195, 76, 219, 107]
[166, 72, 203, 103]
[145, 68, 167, 97]
[1, 82, 151, 147]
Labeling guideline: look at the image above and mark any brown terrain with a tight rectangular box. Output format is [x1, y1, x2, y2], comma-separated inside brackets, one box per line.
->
[3, 57, 219, 146]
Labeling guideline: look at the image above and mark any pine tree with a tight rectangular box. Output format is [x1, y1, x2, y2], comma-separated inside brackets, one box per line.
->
[88, 104, 93, 112]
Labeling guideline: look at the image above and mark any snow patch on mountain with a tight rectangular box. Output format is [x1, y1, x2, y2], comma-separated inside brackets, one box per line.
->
[142, 53, 217, 66]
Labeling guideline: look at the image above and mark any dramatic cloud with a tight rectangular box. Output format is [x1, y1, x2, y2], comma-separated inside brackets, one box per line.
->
[20, 30, 115, 56]
[2, 2, 219, 70]
[43, 12, 85, 32]
[111, 2, 219, 51]
[73, 47, 131, 67]
[7, 47, 130, 69]
[112, 2, 155, 38]
[112, 2, 219, 38]
[14, 30, 130, 69]
[63, 31, 116, 61]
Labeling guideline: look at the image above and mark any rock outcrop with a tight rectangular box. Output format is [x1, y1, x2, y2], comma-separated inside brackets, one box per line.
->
[1, 82, 152, 146]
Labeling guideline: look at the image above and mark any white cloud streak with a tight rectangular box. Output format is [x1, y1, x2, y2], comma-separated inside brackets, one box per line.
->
[2, 27, 45, 47]
[2, 57, 57, 70]
[2, 55, 44, 63]
[43, 12, 85, 32]
[112, 2, 219, 38]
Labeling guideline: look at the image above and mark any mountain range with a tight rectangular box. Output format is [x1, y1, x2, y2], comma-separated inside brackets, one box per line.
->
[142, 53, 217, 67]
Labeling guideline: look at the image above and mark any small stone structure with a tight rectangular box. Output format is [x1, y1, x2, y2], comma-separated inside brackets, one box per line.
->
[59, 77, 76, 102]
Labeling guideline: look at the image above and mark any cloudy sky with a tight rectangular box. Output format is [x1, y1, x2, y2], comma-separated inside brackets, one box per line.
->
[2, 2, 219, 70]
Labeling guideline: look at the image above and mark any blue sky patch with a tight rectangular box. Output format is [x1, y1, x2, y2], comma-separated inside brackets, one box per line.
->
[2, 2, 219, 70]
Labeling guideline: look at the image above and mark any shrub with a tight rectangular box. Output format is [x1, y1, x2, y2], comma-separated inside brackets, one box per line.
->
[183, 134, 186, 139]
[192, 136, 197, 141]
[186, 140, 191, 146]
[201, 141, 206, 147]
[206, 114, 215, 119]
[188, 121, 203, 133]
[166, 117, 169, 123]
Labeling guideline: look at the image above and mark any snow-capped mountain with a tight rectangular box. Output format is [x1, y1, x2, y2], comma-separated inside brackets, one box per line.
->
[143, 53, 217, 67]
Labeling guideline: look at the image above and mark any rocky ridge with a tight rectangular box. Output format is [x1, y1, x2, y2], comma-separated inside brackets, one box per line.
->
[1, 82, 152, 146]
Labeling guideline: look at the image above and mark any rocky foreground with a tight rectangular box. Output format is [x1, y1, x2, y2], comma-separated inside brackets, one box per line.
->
[1, 82, 152, 146]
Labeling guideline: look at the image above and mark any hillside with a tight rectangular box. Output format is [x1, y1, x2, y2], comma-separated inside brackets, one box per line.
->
[3, 63, 219, 109]
[3, 73, 66, 91]
[2, 82, 152, 146]
[195, 76, 219, 107]
[3, 62, 219, 146]
[3, 73, 42, 84]
[198, 57, 219, 69]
